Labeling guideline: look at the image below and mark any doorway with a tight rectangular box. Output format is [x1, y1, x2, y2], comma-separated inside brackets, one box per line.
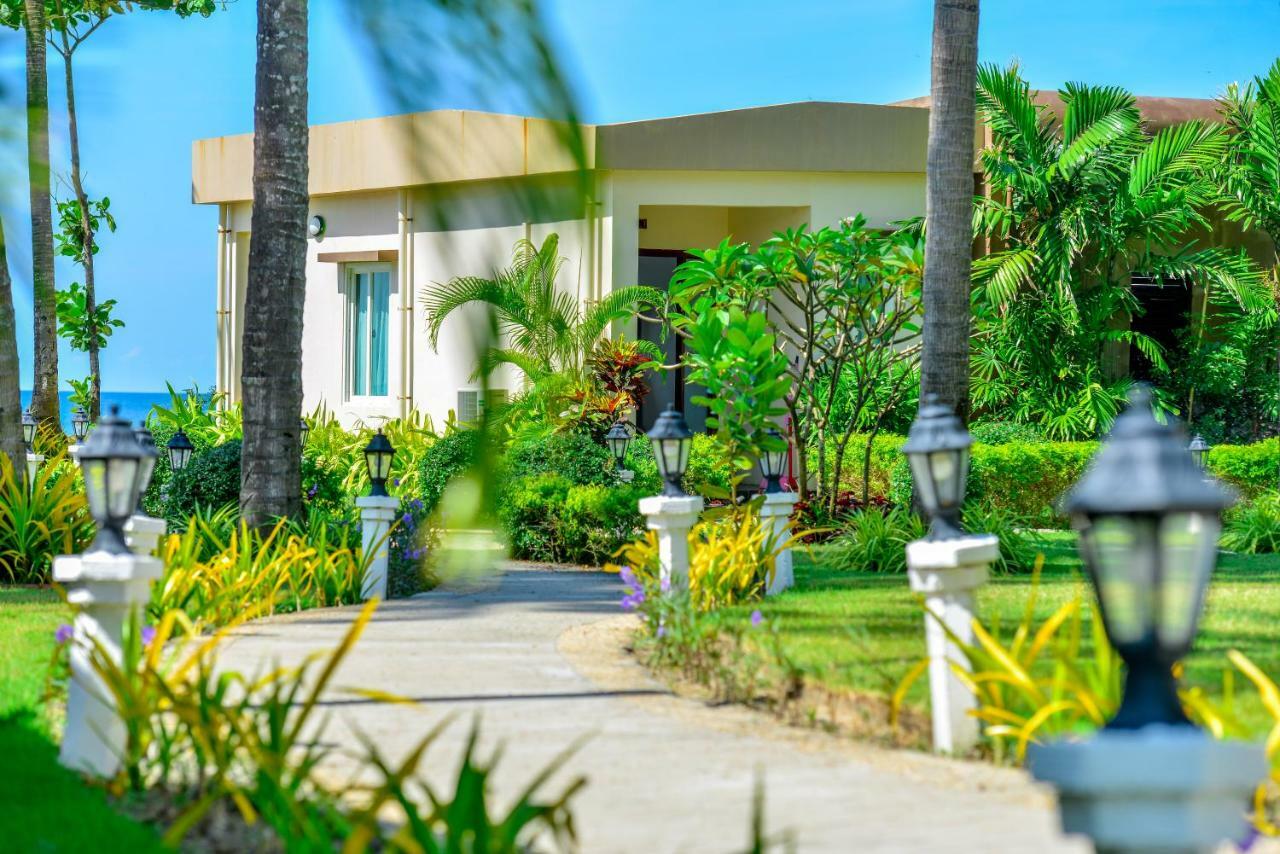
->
[636, 250, 707, 433]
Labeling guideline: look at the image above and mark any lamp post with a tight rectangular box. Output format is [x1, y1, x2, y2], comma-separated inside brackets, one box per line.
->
[166, 429, 194, 473]
[605, 421, 635, 483]
[1188, 434, 1209, 470]
[357, 428, 398, 600]
[299, 416, 310, 449]
[21, 408, 41, 484]
[124, 423, 166, 557]
[71, 406, 89, 443]
[757, 426, 800, 595]
[1028, 386, 1263, 854]
[901, 394, 999, 754]
[638, 405, 701, 591]
[53, 405, 164, 778]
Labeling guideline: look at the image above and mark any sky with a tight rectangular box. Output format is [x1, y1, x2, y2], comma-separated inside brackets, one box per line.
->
[0, 0, 1278, 391]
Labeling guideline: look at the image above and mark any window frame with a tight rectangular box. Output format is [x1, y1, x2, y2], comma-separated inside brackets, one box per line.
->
[343, 262, 394, 402]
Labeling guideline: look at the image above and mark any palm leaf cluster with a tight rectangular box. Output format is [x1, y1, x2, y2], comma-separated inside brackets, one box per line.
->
[970, 64, 1269, 439]
[422, 234, 661, 383]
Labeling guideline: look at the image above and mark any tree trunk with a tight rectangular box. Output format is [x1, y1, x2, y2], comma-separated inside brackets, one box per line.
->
[24, 0, 59, 432]
[240, 0, 309, 527]
[920, 0, 979, 420]
[59, 38, 101, 422]
[0, 220, 25, 484]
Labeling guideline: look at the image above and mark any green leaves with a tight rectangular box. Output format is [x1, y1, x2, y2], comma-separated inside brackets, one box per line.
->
[54, 195, 114, 261]
[54, 281, 123, 351]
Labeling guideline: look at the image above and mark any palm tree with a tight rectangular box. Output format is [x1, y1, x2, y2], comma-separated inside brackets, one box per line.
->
[970, 64, 1268, 438]
[239, 0, 308, 527]
[0, 219, 24, 481]
[423, 234, 661, 382]
[920, 0, 980, 420]
[22, 0, 58, 433]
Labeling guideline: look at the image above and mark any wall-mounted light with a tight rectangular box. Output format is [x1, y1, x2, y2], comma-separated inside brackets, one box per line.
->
[308, 215, 326, 238]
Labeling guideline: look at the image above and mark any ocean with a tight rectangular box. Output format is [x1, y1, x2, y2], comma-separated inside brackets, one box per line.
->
[20, 390, 176, 434]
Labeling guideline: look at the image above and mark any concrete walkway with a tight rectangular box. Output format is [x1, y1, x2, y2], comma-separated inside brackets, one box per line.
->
[218, 565, 1088, 853]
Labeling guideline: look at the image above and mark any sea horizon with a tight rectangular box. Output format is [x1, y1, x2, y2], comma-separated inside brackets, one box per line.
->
[19, 389, 184, 434]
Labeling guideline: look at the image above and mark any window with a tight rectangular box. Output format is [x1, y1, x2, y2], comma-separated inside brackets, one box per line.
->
[456, 389, 508, 425]
[345, 266, 391, 397]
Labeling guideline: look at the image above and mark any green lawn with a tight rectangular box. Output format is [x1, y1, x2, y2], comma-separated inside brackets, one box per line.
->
[723, 531, 1280, 735]
[0, 588, 165, 852]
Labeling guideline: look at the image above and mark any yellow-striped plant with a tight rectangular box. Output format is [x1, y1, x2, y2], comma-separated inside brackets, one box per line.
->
[0, 451, 94, 584]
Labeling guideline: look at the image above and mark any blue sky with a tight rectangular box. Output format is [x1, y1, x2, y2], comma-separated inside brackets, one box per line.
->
[1, 0, 1278, 391]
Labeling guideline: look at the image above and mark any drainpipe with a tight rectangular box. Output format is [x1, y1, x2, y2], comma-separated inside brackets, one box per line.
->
[398, 190, 415, 419]
[215, 205, 232, 404]
[214, 205, 227, 399]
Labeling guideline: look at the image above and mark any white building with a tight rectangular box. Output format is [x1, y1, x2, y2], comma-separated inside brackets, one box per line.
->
[191, 101, 936, 430]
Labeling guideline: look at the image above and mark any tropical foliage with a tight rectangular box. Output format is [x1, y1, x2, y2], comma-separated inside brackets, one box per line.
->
[969, 64, 1271, 439]
[0, 452, 92, 584]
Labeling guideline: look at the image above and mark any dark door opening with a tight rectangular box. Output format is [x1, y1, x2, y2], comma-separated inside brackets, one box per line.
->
[637, 250, 707, 433]
[1130, 277, 1192, 382]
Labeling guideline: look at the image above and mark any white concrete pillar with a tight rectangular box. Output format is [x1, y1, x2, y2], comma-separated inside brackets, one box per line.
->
[1029, 728, 1265, 854]
[618, 469, 635, 484]
[25, 452, 42, 484]
[124, 514, 167, 557]
[905, 534, 998, 755]
[638, 495, 703, 590]
[54, 550, 164, 778]
[759, 491, 800, 595]
[357, 495, 399, 600]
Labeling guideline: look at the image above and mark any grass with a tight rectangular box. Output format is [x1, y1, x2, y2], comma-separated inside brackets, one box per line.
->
[0, 587, 165, 852]
[722, 530, 1280, 734]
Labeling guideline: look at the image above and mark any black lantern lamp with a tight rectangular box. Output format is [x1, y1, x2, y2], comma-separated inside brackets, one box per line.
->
[605, 421, 631, 472]
[167, 428, 194, 473]
[901, 394, 972, 541]
[1188, 435, 1209, 470]
[21, 408, 36, 451]
[133, 423, 158, 513]
[758, 427, 788, 493]
[1063, 386, 1235, 730]
[648, 404, 693, 497]
[299, 417, 310, 449]
[363, 428, 395, 497]
[77, 406, 152, 555]
[71, 407, 89, 442]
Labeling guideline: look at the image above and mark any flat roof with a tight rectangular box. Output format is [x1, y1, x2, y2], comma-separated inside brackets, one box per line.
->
[191, 101, 930, 204]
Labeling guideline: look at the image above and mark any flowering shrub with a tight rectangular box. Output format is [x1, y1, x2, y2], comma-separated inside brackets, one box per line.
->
[387, 496, 439, 598]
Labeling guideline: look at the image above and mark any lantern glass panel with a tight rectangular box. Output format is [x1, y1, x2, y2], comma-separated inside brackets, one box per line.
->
[367, 449, 392, 482]
[82, 458, 108, 520]
[169, 445, 191, 471]
[908, 453, 939, 513]
[106, 457, 141, 519]
[138, 455, 157, 495]
[762, 445, 787, 480]
[607, 434, 628, 464]
[1157, 512, 1220, 651]
[1078, 514, 1159, 647]
[928, 448, 966, 509]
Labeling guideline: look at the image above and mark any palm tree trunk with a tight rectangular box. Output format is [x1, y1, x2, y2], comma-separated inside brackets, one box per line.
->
[920, 0, 980, 420]
[58, 33, 102, 422]
[240, 0, 309, 527]
[0, 220, 25, 483]
[24, 0, 59, 432]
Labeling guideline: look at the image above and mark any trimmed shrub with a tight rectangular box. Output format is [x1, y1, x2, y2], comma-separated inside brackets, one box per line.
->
[967, 421, 1046, 445]
[503, 430, 616, 487]
[417, 429, 482, 515]
[624, 433, 734, 497]
[812, 433, 905, 501]
[165, 440, 243, 528]
[501, 474, 573, 562]
[498, 473, 646, 565]
[1208, 439, 1280, 500]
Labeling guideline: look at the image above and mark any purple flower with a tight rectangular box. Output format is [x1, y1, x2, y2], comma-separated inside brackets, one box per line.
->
[656, 625, 667, 638]
[141, 626, 157, 647]
[55, 624, 73, 645]
[620, 588, 646, 612]
[659, 577, 671, 594]
[307, 484, 318, 498]
[618, 565, 636, 587]
[402, 512, 413, 525]
[393, 478, 401, 487]
[750, 610, 764, 628]
[410, 499, 424, 511]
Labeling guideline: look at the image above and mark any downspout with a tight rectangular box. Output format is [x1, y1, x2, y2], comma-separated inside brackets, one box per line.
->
[398, 190, 415, 419]
[215, 204, 228, 400]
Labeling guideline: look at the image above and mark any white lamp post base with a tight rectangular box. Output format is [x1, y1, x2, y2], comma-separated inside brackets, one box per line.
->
[617, 469, 635, 483]
[124, 514, 168, 557]
[1029, 727, 1265, 854]
[905, 533, 998, 755]
[759, 491, 799, 594]
[357, 495, 399, 600]
[638, 494, 703, 590]
[54, 550, 163, 779]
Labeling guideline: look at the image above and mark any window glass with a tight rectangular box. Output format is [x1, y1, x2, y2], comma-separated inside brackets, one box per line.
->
[348, 267, 391, 397]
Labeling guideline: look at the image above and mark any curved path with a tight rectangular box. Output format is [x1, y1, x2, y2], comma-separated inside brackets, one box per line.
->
[218, 565, 1086, 853]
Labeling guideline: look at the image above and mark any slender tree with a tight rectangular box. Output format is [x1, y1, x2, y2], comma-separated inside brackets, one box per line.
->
[920, 0, 980, 420]
[0, 219, 24, 482]
[21, 0, 59, 432]
[239, 0, 308, 526]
